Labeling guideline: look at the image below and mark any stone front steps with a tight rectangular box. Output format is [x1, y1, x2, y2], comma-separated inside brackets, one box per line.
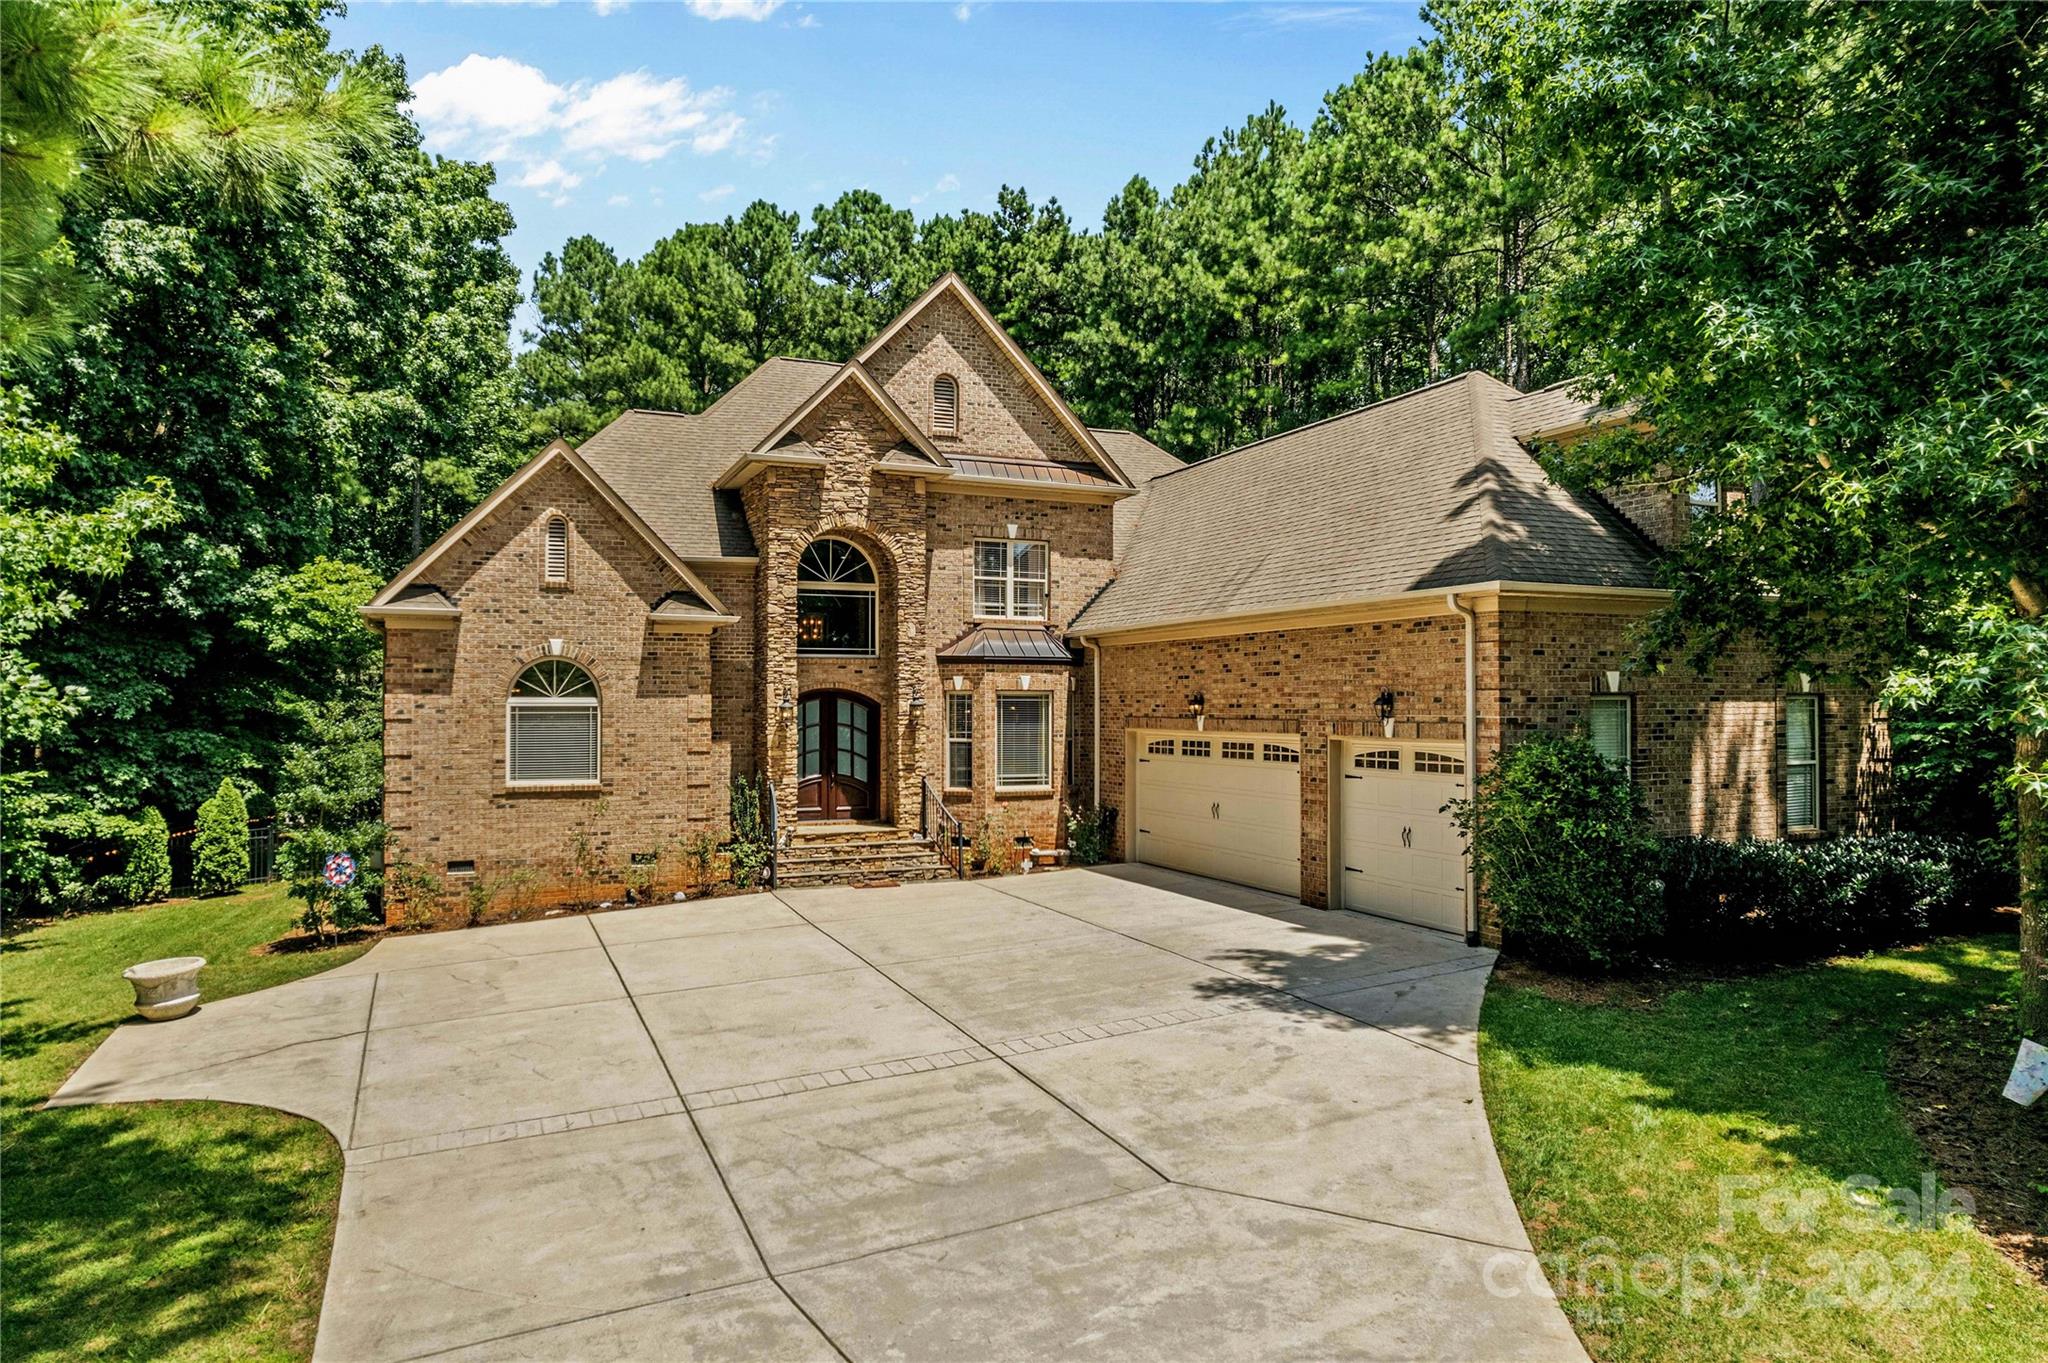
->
[774, 825, 959, 887]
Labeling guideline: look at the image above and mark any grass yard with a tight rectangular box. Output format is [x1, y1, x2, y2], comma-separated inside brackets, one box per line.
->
[1481, 934, 2048, 1362]
[2, 884, 370, 1363]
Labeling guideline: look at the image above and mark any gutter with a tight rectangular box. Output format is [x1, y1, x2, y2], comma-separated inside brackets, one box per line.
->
[1446, 592, 1481, 946]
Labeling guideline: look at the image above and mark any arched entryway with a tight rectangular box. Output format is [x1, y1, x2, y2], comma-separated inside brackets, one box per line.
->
[797, 690, 880, 821]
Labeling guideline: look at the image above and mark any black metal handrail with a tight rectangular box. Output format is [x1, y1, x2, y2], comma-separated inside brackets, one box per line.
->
[761, 771, 780, 890]
[920, 777, 966, 879]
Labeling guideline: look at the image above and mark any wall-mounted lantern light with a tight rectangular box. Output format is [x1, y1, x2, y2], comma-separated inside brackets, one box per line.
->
[1374, 688, 1397, 738]
[778, 688, 796, 715]
[1187, 691, 1206, 732]
[909, 684, 926, 711]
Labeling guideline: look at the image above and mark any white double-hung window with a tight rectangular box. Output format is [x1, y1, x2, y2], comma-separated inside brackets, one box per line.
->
[1784, 696, 1821, 830]
[974, 539, 1048, 620]
[946, 693, 974, 790]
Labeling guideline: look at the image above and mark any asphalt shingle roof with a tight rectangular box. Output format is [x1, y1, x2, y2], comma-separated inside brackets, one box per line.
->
[579, 357, 839, 558]
[1071, 372, 1660, 636]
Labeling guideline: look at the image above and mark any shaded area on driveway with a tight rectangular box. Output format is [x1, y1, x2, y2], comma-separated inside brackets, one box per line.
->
[53, 865, 1584, 1362]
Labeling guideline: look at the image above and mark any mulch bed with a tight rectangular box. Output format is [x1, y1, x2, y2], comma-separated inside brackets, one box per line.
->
[1887, 1000, 2048, 1286]
[1489, 955, 1775, 1009]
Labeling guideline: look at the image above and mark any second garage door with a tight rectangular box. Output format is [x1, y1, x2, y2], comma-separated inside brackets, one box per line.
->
[1337, 741, 1469, 933]
[1131, 731, 1302, 896]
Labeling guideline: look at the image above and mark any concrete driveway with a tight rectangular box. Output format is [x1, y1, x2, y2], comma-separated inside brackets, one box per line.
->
[54, 865, 1583, 1363]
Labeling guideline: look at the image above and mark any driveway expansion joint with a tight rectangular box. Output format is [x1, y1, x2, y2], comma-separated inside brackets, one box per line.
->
[682, 1045, 999, 1110]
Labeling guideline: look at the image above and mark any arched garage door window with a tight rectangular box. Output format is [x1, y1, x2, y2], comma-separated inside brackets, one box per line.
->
[508, 660, 599, 784]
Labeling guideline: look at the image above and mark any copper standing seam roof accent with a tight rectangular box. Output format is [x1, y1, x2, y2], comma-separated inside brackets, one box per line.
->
[948, 456, 1123, 488]
[935, 626, 1080, 663]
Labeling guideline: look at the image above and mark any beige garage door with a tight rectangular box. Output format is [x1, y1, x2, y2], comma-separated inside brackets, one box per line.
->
[1338, 741, 1468, 933]
[1131, 731, 1302, 897]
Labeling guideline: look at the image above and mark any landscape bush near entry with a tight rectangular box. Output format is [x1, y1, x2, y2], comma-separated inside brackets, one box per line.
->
[1450, 731, 1666, 970]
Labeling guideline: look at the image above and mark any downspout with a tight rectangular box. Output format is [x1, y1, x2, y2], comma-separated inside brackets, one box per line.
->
[1079, 637, 1102, 807]
[1446, 592, 1480, 946]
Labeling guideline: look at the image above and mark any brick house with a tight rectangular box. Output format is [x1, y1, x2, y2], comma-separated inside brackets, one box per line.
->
[363, 275, 1882, 940]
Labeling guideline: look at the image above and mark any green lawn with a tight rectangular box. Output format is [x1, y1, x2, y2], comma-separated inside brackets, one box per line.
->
[2, 884, 370, 1363]
[1481, 935, 2048, 1362]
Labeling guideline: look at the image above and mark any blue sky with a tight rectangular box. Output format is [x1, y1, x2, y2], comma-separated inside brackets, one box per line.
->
[331, 1, 1431, 295]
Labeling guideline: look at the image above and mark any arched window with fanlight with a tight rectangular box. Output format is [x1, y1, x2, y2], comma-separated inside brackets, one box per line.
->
[930, 374, 959, 436]
[507, 659, 599, 784]
[796, 538, 876, 656]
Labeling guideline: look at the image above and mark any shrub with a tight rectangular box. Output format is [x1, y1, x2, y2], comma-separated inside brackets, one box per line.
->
[384, 862, 446, 931]
[1660, 831, 2002, 962]
[683, 831, 719, 889]
[114, 809, 172, 905]
[1448, 731, 1664, 971]
[972, 808, 1010, 876]
[1064, 803, 1116, 866]
[191, 778, 251, 895]
[725, 776, 773, 888]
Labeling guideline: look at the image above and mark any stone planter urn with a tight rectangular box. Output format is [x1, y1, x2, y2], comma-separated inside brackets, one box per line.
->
[123, 956, 206, 1021]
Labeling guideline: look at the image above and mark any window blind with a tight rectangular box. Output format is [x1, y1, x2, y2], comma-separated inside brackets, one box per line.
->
[1785, 697, 1819, 828]
[995, 695, 1049, 787]
[510, 704, 598, 782]
[1589, 696, 1631, 774]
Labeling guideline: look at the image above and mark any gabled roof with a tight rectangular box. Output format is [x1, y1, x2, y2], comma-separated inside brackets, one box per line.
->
[364, 438, 731, 618]
[579, 358, 840, 559]
[1505, 379, 1633, 442]
[1071, 372, 1662, 638]
[1092, 427, 1186, 551]
[718, 359, 944, 486]
[855, 273, 1135, 489]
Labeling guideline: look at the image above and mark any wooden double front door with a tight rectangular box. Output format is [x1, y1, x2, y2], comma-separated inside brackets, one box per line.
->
[797, 690, 878, 821]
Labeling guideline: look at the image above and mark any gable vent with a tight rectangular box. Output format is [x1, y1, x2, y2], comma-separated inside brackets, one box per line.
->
[931, 374, 959, 435]
[544, 515, 568, 582]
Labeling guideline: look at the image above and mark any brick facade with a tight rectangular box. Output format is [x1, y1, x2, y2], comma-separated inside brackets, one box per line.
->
[373, 276, 1887, 935]
[379, 459, 715, 905]
[1088, 601, 1881, 940]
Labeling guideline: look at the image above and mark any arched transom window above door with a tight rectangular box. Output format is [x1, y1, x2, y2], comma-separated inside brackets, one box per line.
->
[507, 659, 599, 784]
[796, 538, 877, 656]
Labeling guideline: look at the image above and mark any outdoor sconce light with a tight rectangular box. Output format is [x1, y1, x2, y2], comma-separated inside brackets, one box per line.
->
[909, 684, 926, 711]
[778, 688, 796, 715]
[1375, 688, 1397, 738]
[1187, 691, 1206, 731]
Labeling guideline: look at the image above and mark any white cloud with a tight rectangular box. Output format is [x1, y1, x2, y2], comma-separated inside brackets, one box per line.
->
[910, 171, 961, 206]
[412, 55, 752, 202]
[699, 183, 737, 203]
[411, 55, 564, 149]
[559, 71, 735, 162]
[593, 0, 629, 13]
[607, 193, 632, 206]
[794, 13, 819, 28]
[517, 159, 583, 191]
[953, 3, 976, 21]
[685, 0, 783, 19]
